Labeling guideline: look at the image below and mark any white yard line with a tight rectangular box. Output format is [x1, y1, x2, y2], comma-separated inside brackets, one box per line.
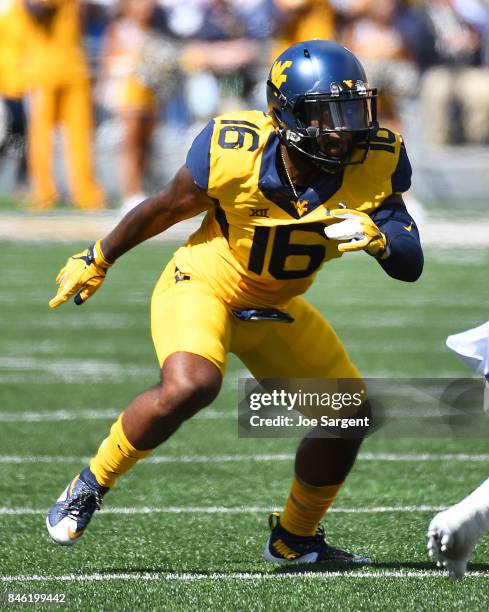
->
[0, 453, 488, 464]
[0, 213, 201, 243]
[0, 357, 155, 383]
[0, 367, 466, 383]
[0, 314, 134, 330]
[0, 410, 121, 422]
[0, 363, 250, 386]
[1, 213, 488, 246]
[362, 452, 489, 462]
[0, 408, 229, 422]
[0, 505, 445, 516]
[0, 570, 487, 582]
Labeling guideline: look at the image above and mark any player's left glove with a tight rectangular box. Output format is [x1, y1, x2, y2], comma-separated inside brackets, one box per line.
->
[325, 208, 390, 259]
[49, 240, 112, 309]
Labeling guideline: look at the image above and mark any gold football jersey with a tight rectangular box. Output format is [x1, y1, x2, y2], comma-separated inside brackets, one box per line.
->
[176, 110, 411, 309]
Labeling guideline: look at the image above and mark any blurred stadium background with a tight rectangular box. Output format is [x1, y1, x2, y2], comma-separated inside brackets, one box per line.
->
[1, 0, 489, 609]
[0, 0, 488, 214]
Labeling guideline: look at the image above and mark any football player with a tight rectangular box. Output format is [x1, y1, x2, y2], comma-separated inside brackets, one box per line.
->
[427, 321, 489, 579]
[46, 40, 423, 563]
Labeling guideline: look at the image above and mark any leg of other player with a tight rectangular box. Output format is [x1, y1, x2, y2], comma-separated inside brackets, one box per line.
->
[427, 477, 489, 579]
[428, 322, 489, 577]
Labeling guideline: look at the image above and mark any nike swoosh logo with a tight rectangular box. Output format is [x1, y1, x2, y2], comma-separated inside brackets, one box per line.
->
[404, 223, 413, 232]
[72, 254, 92, 266]
[68, 528, 84, 540]
[69, 475, 80, 495]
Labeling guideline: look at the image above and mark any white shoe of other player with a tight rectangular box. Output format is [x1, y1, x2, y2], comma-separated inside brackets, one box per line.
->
[427, 478, 489, 579]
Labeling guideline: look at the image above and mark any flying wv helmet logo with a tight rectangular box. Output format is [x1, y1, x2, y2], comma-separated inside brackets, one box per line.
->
[271, 60, 293, 90]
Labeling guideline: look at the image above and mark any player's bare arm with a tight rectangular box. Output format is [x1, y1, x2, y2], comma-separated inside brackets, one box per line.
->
[49, 166, 213, 309]
[101, 166, 213, 262]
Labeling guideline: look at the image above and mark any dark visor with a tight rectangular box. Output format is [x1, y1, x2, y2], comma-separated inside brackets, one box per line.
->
[303, 97, 373, 132]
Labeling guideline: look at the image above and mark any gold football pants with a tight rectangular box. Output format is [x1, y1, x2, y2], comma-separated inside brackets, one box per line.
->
[151, 259, 360, 379]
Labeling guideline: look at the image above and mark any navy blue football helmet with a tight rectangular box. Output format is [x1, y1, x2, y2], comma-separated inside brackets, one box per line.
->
[267, 40, 378, 171]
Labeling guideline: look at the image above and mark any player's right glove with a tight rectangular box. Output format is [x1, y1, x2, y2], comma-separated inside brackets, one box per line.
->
[49, 240, 112, 309]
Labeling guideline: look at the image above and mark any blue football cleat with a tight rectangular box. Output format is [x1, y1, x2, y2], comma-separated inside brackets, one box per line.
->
[46, 467, 108, 546]
[264, 512, 371, 564]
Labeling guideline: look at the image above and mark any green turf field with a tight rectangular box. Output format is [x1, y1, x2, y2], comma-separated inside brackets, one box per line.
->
[1, 242, 488, 611]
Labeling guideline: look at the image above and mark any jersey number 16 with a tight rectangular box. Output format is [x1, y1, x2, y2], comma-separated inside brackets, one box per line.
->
[248, 223, 327, 280]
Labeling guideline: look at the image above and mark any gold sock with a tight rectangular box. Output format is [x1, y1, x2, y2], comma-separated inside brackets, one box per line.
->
[89, 415, 153, 488]
[280, 475, 343, 536]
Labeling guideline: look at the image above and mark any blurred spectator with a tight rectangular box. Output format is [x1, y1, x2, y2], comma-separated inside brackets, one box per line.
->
[339, 0, 432, 132]
[160, 0, 207, 40]
[80, 1, 112, 79]
[1, 0, 484, 211]
[23, 0, 105, 210]
[271, 0, 336, 60]
[419, 0, 489, 145]
[98, 0, 179, 211]
[177, 0, 266, 119]
[0, 0, 29, 192]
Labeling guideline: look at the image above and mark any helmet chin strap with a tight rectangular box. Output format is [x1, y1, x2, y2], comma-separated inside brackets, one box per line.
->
[278, 127, 369, 174]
